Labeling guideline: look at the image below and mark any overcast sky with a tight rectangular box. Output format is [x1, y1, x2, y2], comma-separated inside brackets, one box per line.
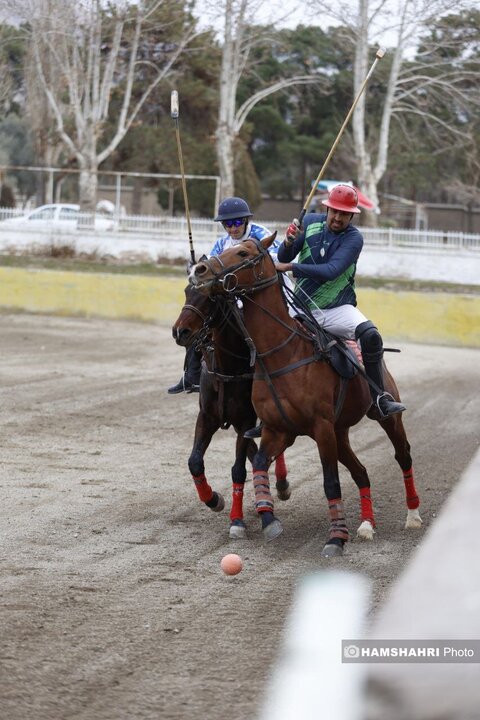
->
[193, 0, 406, 53]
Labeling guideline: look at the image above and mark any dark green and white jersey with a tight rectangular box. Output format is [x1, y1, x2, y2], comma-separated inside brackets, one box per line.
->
[277, 213, 363, 310]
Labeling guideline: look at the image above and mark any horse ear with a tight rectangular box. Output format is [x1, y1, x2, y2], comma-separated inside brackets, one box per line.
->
[260, 231, 277, 250]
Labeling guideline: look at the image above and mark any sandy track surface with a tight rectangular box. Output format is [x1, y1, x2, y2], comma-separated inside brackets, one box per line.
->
[0, 313, 478, 720]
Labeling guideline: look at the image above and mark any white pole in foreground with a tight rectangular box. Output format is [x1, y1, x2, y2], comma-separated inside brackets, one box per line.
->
[258, 570, 371, 720]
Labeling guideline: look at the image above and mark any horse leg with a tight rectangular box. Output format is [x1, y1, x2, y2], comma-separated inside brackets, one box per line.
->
[249, 437, 290, 500]
[252, 440, 284, 543]
[377, 413, 422, 529]
[229, 435, 253, 539]
[336, 427, 375, 540]
[374, 369, 422, 529]
[188, 414, 225, 513]
[274, 452, 291, 501]
[315, 420, 349, 558]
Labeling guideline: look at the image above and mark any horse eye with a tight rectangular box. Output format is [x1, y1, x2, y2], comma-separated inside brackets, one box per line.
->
[238, 250, 249, 257]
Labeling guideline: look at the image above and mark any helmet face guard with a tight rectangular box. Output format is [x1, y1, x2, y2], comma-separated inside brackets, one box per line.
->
[322, 185, 361, 214]
[214, 197, 253, 222]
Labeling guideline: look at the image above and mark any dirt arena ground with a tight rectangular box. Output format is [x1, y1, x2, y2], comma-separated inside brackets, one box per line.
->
[0, 312, 478, 720]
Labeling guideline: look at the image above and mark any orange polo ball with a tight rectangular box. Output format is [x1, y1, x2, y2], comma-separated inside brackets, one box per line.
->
[220, 553, 243, 576]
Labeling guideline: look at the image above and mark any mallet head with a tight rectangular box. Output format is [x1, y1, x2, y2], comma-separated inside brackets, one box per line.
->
[171, 90, 179, 119]
[376, 47, 386, 59]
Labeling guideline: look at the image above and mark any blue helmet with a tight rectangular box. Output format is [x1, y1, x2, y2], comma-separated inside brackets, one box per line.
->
[214, 197, 253, 222]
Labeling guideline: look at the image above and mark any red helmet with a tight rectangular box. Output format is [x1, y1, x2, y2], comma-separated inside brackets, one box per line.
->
[322, 184, 361, 214]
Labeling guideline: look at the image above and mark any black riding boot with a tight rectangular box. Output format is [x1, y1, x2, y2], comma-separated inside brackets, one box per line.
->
[355, 321, 406, 419]
[167, 345, 202, 394]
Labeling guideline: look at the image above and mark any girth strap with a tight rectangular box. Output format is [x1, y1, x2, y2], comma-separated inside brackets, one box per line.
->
[334, 377, 349, 421]
[253, 352, 321, 380]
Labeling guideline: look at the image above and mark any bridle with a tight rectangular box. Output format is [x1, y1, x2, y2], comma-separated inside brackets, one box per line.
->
[192, 240, 279, 295]
[180, 292, 254, 372]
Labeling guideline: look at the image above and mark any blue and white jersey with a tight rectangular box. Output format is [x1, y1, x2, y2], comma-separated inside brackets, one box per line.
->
[209, 221, 280, 261]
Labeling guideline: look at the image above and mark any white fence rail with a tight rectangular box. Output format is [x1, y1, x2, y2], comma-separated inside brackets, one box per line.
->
[1, 207, 480, 252]
[360, 226, 480, 252]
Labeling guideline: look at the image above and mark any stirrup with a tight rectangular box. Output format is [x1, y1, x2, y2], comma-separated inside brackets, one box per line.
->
[376, 392, 406, 419]
[185, 380, 200, 393]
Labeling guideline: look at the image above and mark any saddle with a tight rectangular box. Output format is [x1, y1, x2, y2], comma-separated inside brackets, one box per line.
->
[294, 314, 362, 380]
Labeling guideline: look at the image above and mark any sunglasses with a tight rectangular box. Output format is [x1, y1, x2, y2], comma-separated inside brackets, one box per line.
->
[222, 218, 246, 228]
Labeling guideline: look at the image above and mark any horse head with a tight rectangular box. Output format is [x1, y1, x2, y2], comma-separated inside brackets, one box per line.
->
[172, 284, 215, 347]
[190, 232, 278, 295]
[172, 283, 241, 350]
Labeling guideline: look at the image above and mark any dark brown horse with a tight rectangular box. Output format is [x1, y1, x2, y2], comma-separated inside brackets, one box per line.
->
[172, 284, 290, 540]
[190, 234, 422, 557]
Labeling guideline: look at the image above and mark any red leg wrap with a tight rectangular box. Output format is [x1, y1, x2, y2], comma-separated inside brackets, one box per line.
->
[359, 487, 375, 526]
[274, 453, 287, 481]
[403, 467, 420, 509]
[253, 469, 273, 514]
[230, 483, 244, 522]
[328, 498, 349, 542]
[192, 473, 214, 504]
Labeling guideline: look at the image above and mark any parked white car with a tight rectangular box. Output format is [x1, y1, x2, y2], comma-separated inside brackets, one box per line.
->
[1, 203, 115, 231]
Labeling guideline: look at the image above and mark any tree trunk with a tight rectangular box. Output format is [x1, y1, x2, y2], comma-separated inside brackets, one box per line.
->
[215, 0, 237, 198]
[132, 177, 143, 215]
[352, 0, 378, 227]
[79, 167, 97, 214]
[216, 124, 235, 198]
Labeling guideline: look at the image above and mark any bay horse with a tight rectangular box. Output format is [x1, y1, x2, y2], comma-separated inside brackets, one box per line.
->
[172, 284, 290, 540]
[190, 234, 422, 557]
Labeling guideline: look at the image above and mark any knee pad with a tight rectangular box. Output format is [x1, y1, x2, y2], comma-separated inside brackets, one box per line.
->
[355, 320, 383, 363]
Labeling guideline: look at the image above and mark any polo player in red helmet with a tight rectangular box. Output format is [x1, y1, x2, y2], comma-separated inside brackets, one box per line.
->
[276, 184, 405, 420]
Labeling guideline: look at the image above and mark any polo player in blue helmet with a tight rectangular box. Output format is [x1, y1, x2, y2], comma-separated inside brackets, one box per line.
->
[168, 197, 279, 394]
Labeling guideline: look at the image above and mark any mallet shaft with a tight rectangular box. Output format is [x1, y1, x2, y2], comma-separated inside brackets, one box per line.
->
[299, 48, 385, 223]
[171, 90, 195, 264]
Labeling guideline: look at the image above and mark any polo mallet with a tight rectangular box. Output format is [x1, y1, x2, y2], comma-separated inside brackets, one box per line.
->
[297, 47, 386, 226]
[171, 90, 195, 264]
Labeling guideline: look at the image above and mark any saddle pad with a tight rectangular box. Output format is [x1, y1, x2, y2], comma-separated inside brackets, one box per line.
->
[294, 314, 363, 379]
[329, 343, 356, 379]
[345, 339, 363, 364]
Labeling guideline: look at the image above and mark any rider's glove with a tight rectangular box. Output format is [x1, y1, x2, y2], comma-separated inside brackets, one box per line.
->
[285, 218, 301, 246]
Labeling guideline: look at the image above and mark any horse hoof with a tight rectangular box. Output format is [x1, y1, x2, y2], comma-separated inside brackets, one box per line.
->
[276, 480, 291, 501]
[357, 520, 375, 540]
[229, 521, 246, 539]
[209, 492, 225, 513]
[405, 508, 422, 529]
[263, 519, 283, 543]
[321, 542, 344, 558]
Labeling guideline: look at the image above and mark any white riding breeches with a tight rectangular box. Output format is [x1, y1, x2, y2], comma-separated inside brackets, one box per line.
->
[311, 304, 368, 339]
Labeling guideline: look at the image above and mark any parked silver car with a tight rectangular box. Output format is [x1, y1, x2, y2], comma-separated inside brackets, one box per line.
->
[1, 203, 115, 231]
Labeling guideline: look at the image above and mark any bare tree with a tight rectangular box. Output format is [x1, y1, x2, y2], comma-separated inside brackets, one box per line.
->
[312, 0, 480, 224]
[204, 0, 325, 197]
[23, 23, 65, 203]
[0, 70, 11, 115]
[13, 0, 199, 209]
